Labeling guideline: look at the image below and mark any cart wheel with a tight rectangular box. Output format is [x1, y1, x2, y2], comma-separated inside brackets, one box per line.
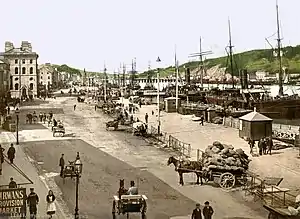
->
[219, 172, 235, 189]
[268, 212, 278, 219]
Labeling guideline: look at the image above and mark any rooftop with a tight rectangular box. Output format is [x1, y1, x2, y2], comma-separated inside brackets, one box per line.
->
[239, 110, 273, 122]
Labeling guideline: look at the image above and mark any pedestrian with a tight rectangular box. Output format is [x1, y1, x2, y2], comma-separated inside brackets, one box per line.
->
[9, 177, 17, 188]
[200, 115, 204, 126]
[202, 201, 214, 219]
[43, 113, 47, 124]
[0, 145, 4, 175]
[27, 188, 39, 219]
[7, 144, 16, 164]
[95, 105, 97, 111]
[39, 112, 43, 122]
[191, 203, 202, 219]
[258, 138, 264, 156]
[49, 111, 53, 120]
[248, 139, 255, 155]
[262, 138, 267, 155]
[74, 104, 76, 111]
[139, 101, 142, 108]
[59, 154, 65, 177]
[46, 190, 56, 218]
[145, 113, 148, 123]
[267, 137, 273, 155]
[152, 110, 154, 116]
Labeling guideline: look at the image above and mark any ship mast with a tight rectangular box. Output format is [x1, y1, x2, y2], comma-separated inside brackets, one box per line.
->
[276, 1, 283, 96]
[228, 19, 235, 88]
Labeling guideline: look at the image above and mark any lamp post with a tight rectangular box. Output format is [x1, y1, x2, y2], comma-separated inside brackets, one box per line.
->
[156, 57, 161, 135]
[74, 153, 83, 219]
[15, 108, 20, 145]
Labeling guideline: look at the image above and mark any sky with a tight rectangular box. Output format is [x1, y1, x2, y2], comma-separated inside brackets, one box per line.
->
[1, 0, 299, 73]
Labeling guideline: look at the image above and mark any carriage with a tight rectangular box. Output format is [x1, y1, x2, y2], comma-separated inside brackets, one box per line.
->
[167, 156, 247, 189]
[61, 160, 81, 183]
[132, 122, 147, 137]
[106, 120, 119, 130]
[53, 124, 65, 137]
[112, 180, 147, 219]
[26, 113, 38, 124]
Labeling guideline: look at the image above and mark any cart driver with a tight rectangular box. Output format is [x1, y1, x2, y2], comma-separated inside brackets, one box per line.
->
[127, 181, 138, 195]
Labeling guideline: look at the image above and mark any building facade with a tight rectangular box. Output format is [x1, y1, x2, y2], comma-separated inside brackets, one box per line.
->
[0, 41, 39, 99]
[0, 57, 10, 117]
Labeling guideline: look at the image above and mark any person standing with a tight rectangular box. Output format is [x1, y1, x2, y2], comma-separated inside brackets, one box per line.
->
[8, 177, 17, 188]
[202, 201, 214, 219]
[191, 203, 202, 219]
[0, 145, 4, 175]
[7, 144, 16, 164]
[59, 154, 65, 177]
[46, 190, 56, 218]
[74, 104, 76, 111]
[95, 105, 97, 111]
[267, 137, 273, 155]
[27, 188, 39, 219]
[145, 113, 148, 123]
[200, 115, 204, 126]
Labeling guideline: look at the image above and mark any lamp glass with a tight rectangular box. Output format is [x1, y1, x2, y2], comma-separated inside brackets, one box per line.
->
[75, 159, 82, 174]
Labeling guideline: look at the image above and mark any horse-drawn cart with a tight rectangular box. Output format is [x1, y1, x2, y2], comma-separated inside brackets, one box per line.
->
[112, 195, 147, 219]
[106, 120, 119, 130]
[53, 125, 65, 137]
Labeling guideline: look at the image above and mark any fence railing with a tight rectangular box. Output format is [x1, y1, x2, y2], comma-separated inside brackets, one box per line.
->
[148, 125, 191, 158]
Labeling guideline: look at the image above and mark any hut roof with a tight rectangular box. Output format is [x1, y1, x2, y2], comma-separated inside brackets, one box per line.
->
[239, 111, 273, 122]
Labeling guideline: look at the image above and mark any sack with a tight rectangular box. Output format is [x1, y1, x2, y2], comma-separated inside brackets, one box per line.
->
[47, 202, 56, 214]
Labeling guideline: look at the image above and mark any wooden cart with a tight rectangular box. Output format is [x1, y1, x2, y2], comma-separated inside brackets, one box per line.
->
[263, 205, 300, 219]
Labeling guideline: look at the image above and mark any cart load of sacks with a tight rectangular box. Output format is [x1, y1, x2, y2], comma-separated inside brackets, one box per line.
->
[202, 141, 251, 172]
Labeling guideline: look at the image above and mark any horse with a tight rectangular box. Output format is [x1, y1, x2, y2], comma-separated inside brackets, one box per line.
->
[167, 156, 204, 186]
[118, 179, 127, 199]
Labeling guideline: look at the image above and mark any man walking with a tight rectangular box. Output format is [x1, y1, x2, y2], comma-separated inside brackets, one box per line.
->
[59, 154, 65, 177]
[7, 144, 16, 164]
[191, 203, 202, 219]
[9, 177, 17, 188]
[27, 188, 39, 219]
[202, 201, 214, 219]
[145, 113, 148, 123]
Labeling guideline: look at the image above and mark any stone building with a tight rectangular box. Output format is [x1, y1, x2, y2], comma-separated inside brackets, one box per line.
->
[0, 57, 10, 117]
[0, 41, 39, 99]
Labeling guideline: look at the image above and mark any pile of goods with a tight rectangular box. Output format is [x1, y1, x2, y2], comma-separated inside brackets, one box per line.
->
[212, 117, 223, 124]
[202, 141, 251, 172]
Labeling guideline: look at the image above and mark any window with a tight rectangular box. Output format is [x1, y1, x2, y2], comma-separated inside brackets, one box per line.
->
[15, 59, 18, 64]
[14, 83, 19, 90]
[48, 76, 50, 79]
[29, 83, 33, 90]
[22, 67, 26, 74]
[15, 77, 18, 81]
[30, 67, 33, 74]
[30, 59, 33, 64]
[29, 77, 33, 81]
[22, 59, 25, 64]
[41, 76, 43, 79]
[47, 72, 49, 74]
[15, 67, 18, 74]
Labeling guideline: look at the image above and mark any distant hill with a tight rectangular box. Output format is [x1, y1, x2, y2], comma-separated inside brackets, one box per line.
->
[140, 45, 300, 78]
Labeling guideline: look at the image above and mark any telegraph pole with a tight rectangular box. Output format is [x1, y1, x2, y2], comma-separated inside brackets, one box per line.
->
[156, 56, 161, 135]
[175, 45, 179, 111]
[104, 63, 107, 101]
[122, 63, 126, 87]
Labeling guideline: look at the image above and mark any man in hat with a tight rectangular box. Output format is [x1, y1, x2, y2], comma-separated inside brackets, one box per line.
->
[8, 177, 17, 188]
[7, 144, 16, 164]
[27, 188, 39, 218]
[202, 201, 214, 219]
[127, 181, 138, 195]
[59, 154, 65, 177]
[191, 203, 202, 219]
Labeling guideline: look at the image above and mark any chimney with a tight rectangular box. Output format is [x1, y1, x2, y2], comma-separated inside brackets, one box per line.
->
[21, 41, 32, 52]
[5, 42, 14, 52]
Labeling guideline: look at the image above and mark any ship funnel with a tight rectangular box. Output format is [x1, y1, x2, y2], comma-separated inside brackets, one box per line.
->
[253, 107, 257, 112]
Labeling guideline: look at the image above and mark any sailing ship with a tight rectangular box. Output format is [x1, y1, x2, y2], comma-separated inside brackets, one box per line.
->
[204, 2, 300, 120]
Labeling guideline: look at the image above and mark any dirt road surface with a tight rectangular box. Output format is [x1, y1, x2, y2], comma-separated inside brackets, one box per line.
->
[18, 97, 267, 219]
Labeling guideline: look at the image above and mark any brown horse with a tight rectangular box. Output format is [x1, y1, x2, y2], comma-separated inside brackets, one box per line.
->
[167, 156, 204, 186]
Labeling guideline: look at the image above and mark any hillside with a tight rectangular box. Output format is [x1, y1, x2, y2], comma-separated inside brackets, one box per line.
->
[140, 45, 300, 78]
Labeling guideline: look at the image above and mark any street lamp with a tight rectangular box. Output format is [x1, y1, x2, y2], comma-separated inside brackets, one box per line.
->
[156, 57, 161, 135]
[74, 153, 83, 219]
[15, 108, 20, 145]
